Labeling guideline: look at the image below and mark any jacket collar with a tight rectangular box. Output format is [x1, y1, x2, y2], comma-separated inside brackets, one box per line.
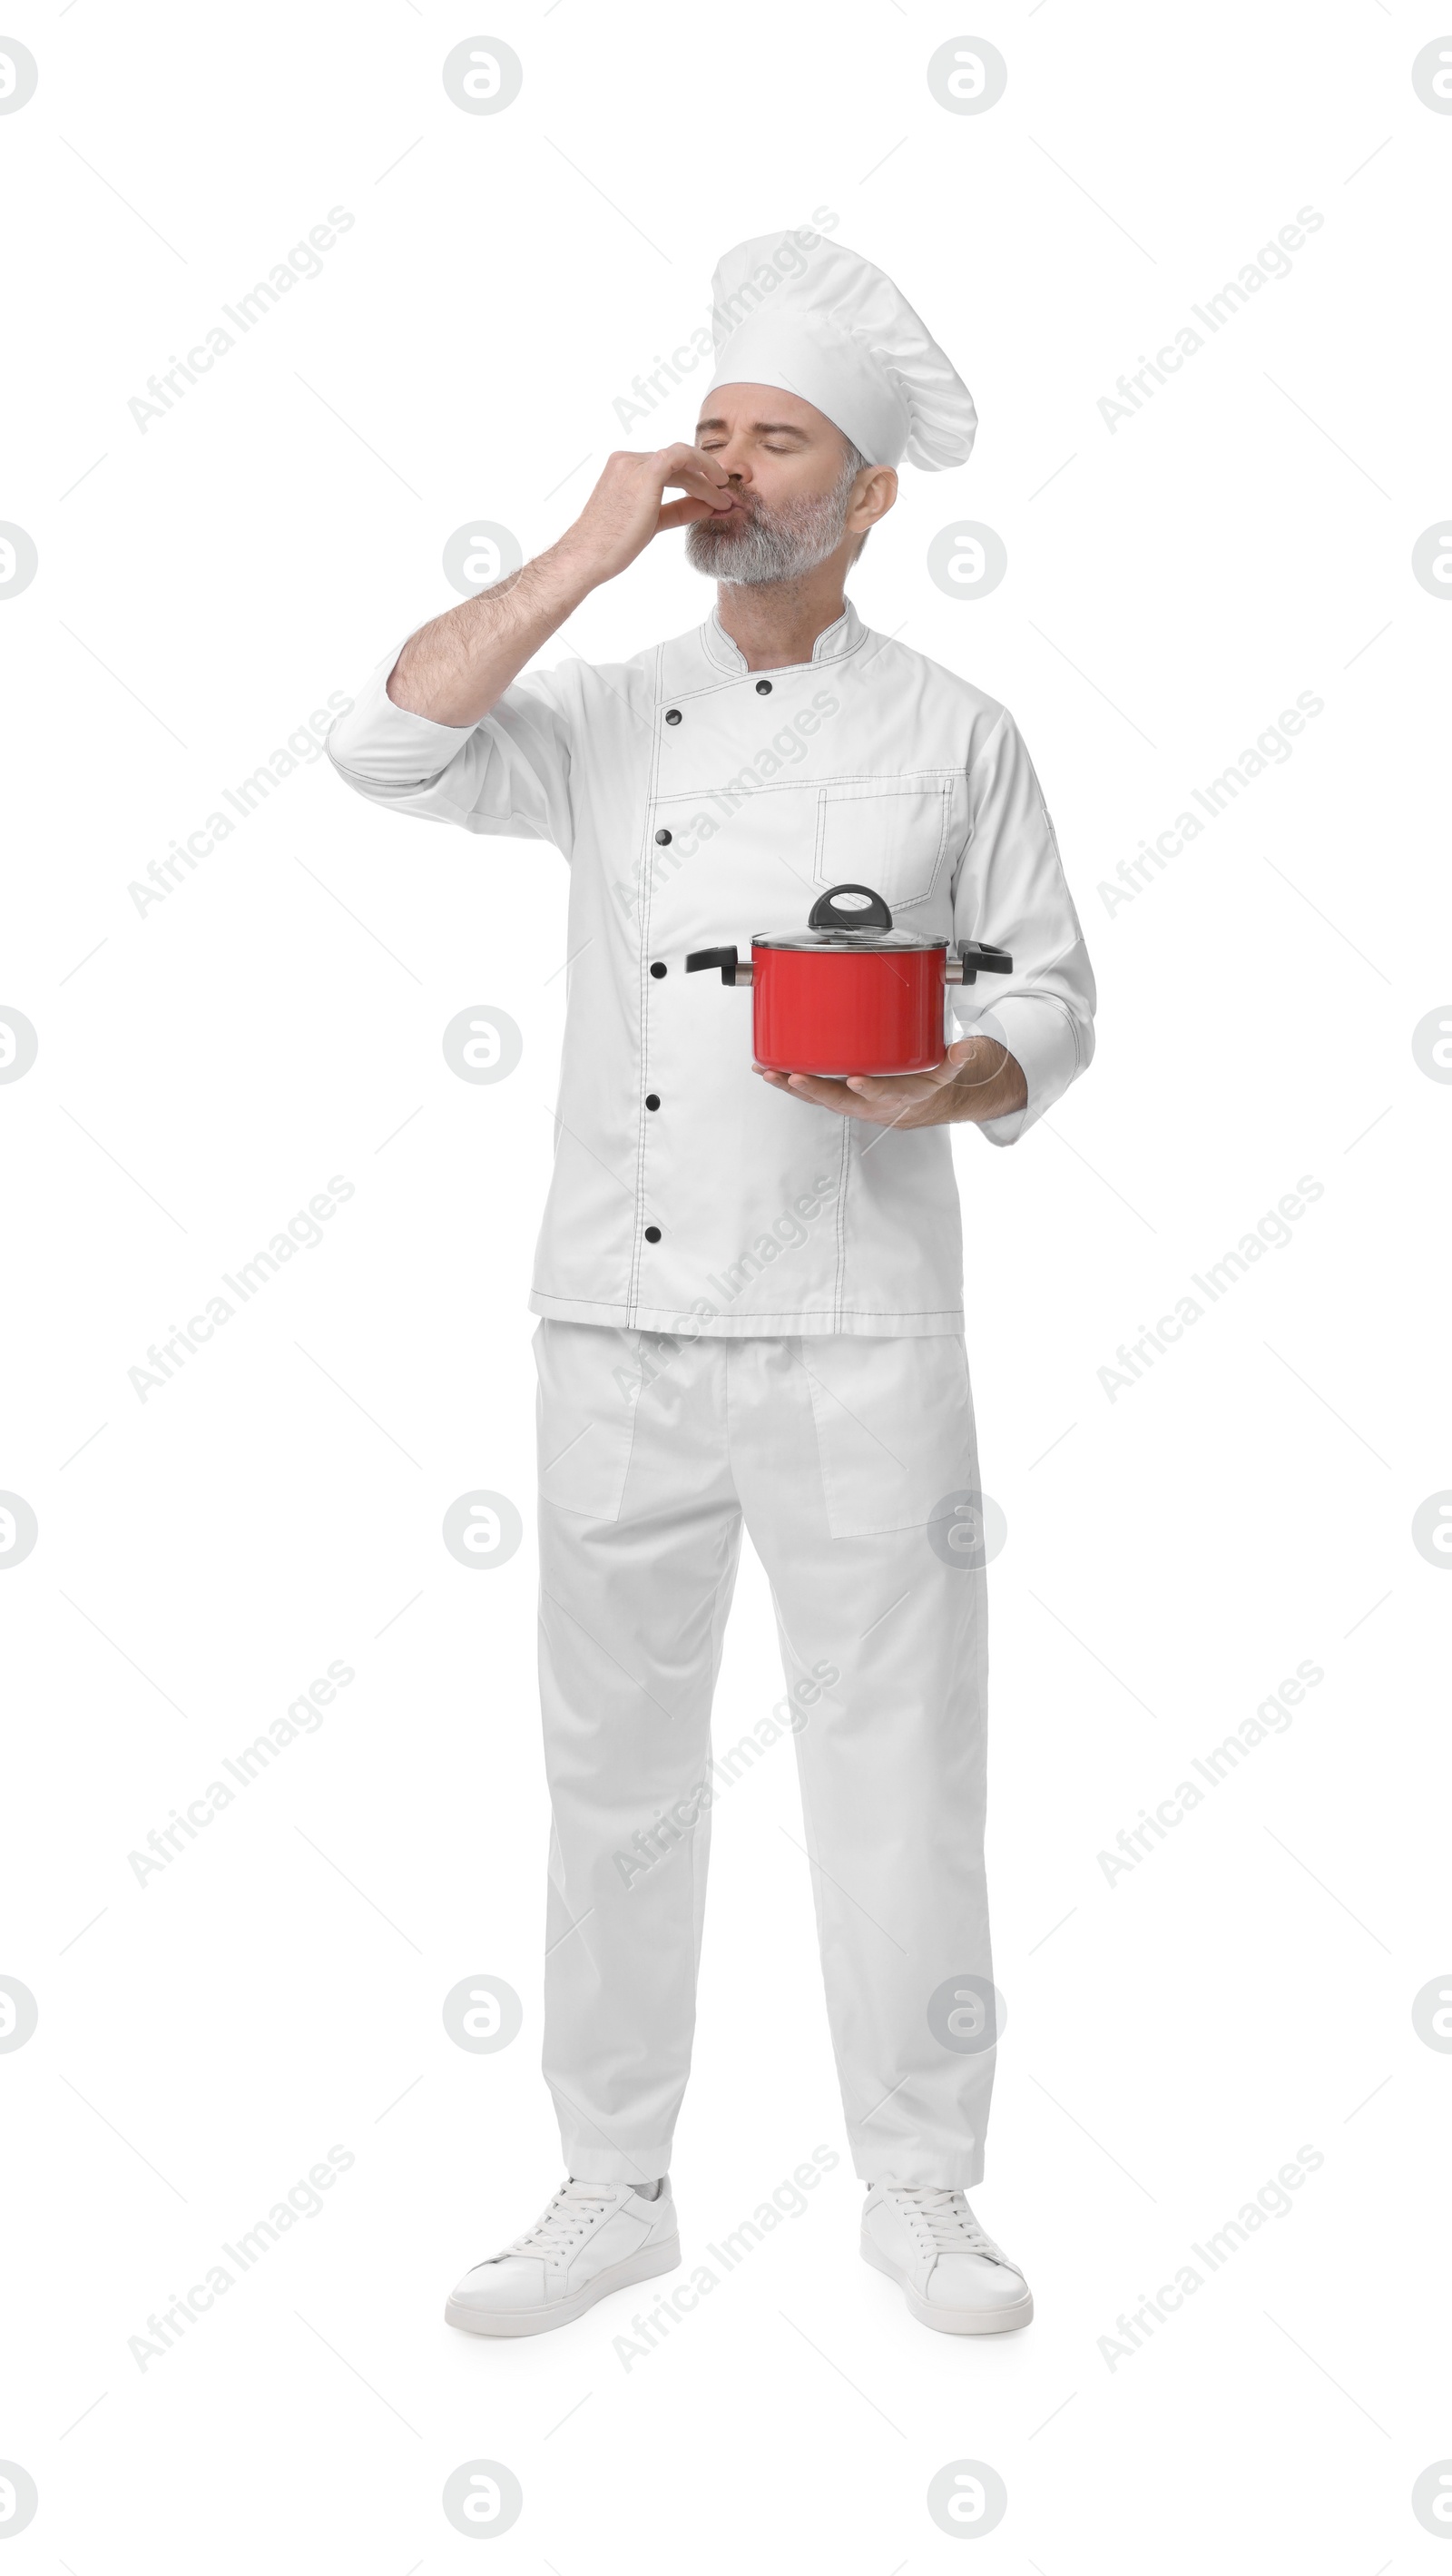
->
[701, 595, 868, 677]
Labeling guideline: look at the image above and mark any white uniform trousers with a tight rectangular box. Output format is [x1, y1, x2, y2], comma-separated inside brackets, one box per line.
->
[535, 1318, 997, 2190]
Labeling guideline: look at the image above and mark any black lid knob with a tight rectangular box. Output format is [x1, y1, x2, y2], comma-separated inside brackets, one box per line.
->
[807, 882, 894, 934]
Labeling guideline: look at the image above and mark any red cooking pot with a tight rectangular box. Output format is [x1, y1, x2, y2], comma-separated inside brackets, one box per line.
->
[686, 882, 1013, 1078]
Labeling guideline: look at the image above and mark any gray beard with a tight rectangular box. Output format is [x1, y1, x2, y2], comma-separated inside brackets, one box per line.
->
[685, 457, 857, 587]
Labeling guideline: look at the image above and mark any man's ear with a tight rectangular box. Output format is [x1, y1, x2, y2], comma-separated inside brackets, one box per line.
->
[852, 465, 898, 531]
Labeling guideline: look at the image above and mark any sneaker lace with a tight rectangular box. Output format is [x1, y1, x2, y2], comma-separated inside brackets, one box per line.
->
[888, 2187, 1010, 2264]
[505, 2179, 620, 2259]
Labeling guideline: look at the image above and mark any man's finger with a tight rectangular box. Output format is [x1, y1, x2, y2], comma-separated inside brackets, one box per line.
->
[668, 470, 735, 506]
[846, 1064, 947, 1100]
[656, 497, 719, 530]
[846, 1084, 927, 1106]
[781, 1072, 880, 1115]
[655, 443, 733, 497]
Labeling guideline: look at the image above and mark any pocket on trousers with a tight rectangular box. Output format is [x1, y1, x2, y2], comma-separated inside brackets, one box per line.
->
[533, 1320, 643, 1521]
[813, 779, 952, 911]
[803, 1334, 978, 1538]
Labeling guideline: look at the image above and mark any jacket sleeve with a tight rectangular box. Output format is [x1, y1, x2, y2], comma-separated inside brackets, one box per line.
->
[325, 643, 578, 858]
[949, 706, 1096, 1148]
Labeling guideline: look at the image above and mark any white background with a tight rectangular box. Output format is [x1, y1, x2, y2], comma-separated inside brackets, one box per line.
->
[3, 1, 1450, 2566]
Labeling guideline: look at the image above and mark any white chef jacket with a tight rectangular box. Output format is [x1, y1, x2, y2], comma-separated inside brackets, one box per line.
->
[327, 598, 1095, 1338]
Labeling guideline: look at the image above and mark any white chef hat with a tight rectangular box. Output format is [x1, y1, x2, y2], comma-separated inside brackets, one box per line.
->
[703, 229, 976, 471]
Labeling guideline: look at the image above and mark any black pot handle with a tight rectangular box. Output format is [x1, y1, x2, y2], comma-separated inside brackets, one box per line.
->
[952, 939, 1014, 985]
[686, 945, 744, 987]
[808, 882, 894, 933]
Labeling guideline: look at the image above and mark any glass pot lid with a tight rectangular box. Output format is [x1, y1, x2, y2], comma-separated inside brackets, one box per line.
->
[752, 881, 947, 954]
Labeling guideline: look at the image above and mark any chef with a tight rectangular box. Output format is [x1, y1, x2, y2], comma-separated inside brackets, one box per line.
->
[329, 227, 1095, 2342]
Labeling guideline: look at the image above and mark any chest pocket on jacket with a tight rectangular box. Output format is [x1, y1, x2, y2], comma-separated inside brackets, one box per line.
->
[813, 779, 951, 911]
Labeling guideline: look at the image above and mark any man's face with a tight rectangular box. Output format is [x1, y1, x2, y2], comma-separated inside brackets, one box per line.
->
[685, 384, 892, 585]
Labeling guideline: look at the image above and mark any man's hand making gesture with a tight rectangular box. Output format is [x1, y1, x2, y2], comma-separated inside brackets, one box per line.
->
[388, 446, 738, 727]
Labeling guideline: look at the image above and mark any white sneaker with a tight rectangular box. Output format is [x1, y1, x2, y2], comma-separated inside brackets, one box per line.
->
[861, 2185, 1033, 2335]
[445, 2178, 681, 2337]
